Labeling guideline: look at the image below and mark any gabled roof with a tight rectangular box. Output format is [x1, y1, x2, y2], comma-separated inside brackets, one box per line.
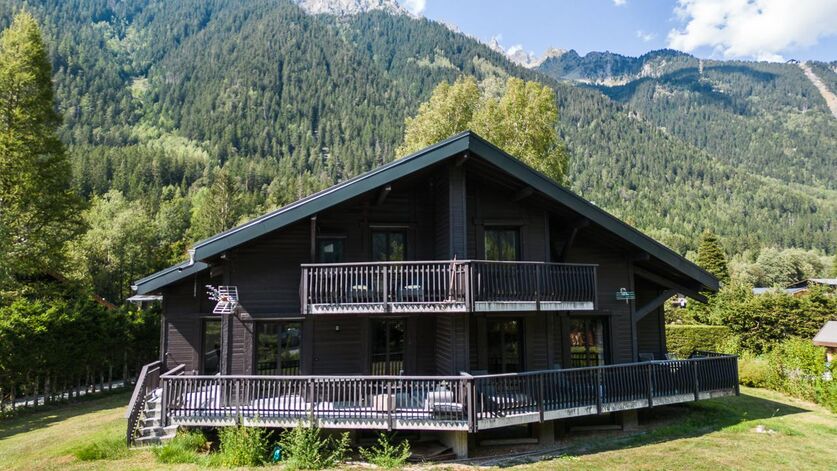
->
[813, 321, 837, 348]
[134, 131, 718, 294]
[132, 260, 208, 295]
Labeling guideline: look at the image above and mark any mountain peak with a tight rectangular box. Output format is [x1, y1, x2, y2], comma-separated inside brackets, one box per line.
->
[296, 0, 409, 17]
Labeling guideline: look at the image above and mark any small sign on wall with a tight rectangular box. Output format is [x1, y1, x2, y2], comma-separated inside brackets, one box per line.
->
[616, 288, 635, 301]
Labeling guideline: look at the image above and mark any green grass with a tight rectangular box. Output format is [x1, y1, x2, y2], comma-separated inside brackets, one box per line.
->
[0, 387, 835, 470]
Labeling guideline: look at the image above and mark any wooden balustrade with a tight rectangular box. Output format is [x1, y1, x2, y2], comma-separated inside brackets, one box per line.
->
[125, 360, 162, 446]
[300, 260, 597, 314]
[156, 353, 738, 432]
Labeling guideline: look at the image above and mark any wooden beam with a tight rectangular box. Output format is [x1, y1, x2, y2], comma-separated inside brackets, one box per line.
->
[631, 252, 650, 262]
[633, 266, 707, 303]
[558, 218, 589, 262]
[512, 186, 534, 202]
[374, 185, 391, 206]
[309, 215, 317, 262]
[633, 289, 677, 323]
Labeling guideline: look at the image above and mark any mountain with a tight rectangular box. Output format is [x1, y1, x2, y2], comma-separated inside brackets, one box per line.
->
[1, 0, 835, 256]
[295, 0, 408, 16]
[537, 49, 837, 191]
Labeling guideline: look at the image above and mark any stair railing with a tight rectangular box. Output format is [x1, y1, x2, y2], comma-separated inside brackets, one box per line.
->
[125, 360, 162, 447]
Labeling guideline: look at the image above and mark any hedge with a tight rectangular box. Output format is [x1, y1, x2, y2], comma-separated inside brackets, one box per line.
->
[665, 324, 736, 358]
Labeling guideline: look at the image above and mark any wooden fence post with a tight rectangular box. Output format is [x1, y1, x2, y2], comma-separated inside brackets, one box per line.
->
[646, 363, 653, 408]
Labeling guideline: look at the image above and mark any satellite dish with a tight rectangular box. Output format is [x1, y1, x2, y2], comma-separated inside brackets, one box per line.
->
[207, 285, 239, 314]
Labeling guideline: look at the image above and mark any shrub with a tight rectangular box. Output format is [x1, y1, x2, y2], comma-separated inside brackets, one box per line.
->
[153, 430, 208, 464]
[217, 425, 272, 467]
[359, 433, 411, 468]
[738, 354, 777, 388]
[665, 325, 736, 357]
[278, 423, 350, 470]
[73, 436, 129, 461]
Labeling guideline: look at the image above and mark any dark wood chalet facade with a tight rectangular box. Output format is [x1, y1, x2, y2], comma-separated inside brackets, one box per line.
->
[128, 132, 738, 454]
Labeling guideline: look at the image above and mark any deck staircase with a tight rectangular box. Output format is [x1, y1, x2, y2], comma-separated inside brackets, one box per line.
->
[133, 388, 177, 446]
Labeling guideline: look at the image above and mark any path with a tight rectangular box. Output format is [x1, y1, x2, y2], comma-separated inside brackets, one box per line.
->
[799, 61, 837, 118]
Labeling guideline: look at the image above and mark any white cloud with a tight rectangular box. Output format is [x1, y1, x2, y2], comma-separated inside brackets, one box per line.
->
[636, 30, 656, 42]
[613, 0, 627, 6]
[667, 0, 837, 61]
[401, 0, 426, 16]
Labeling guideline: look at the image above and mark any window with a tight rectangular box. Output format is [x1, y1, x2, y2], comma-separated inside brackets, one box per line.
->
[569, 318, 608, 367]
[372, 230, 407, 261]
[487, 318, 524, 373]
[202, 319, 222, 375]
[484, 228, 520, 261]
[255, 321, 302, 375]
[370, 319, 405, 375]
[317, 238, 344, 263]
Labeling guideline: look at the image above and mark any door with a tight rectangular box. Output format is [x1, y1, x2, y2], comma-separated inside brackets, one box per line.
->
[568, 317, 608, 367]
[201, 319, 222, 375]
[255, 321, 302, 375]
[486, 318, 524, 373]
[370, 318, 405, 375]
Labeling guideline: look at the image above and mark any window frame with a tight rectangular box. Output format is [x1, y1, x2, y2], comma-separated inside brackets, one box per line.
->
[483, 226, 521, 261]
[254, 320, 303, 375]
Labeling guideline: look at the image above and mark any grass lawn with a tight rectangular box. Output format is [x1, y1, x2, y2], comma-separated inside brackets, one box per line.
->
[0, 387, 835, 470]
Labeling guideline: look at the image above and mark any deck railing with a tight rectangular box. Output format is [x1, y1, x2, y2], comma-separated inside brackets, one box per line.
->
[300, 260, 597, 314]
[158, 353, 737, 432]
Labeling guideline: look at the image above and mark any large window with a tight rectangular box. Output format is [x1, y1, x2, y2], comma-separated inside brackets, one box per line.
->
[255, 321, 302, 375]
[484, 228, 520, 261]
[487, 318, 524, 373]
[372, 230, 407, 261]
[317, 238, 344, 263]
[569, 318, 608, 367]
[202, 319, 222, 375]
[370, 319, 405, 375]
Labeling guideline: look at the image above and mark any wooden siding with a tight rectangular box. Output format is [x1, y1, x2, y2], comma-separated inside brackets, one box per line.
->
[311, 317, 366, 375]
[566, 240, 634, 364]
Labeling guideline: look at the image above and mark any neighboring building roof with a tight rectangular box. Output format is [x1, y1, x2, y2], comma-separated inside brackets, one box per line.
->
[753, 287, 808, 296]
[813, 321, 837, 348]
[786, 278, 837, 289]
[127, 294, 164, 303]
[134, 131, 719, 295]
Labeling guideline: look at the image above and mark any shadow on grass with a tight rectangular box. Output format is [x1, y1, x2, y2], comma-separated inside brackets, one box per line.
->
[0, 389, 130, 440]
[481, 392, 814, 468]
[554, 392, 810, 460]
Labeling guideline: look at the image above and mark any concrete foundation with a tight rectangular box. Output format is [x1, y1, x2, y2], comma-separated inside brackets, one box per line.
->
[437, 430, 469, 458]
[533, 421, 555, 446]
[621, 410, 640, 431]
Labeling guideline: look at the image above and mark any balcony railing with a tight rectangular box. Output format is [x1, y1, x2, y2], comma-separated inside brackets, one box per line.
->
[155, 353, 738, 432]
[300, 260, 597, 314]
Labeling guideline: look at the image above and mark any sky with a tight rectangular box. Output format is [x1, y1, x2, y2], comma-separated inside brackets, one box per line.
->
[397, 0, 837, 62]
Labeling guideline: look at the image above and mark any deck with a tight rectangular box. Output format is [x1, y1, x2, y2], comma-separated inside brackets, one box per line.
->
[154, 353, 738, 433]
[300, 260, 598, 314]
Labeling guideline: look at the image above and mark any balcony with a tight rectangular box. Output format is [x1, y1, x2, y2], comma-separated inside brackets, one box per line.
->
[154, 353, 739, 432]
[299, 260, 597, 315]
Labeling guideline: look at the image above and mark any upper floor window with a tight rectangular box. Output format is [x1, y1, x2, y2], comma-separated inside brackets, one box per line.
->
[485, 227, 520, 261]
[317, 238, 344, 263]
[372, 230, 406, 261]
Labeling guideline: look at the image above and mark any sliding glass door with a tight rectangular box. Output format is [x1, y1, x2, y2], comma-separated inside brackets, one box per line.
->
[568, 317, 608, 367]
[255, 321, 302, 375]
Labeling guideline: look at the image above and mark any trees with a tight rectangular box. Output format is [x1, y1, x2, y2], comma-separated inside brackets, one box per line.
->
[0, 11, 81, 291]
[696, 230, 730, 284]
[398, 76, 569, 184]
[189, 169, 244, 241]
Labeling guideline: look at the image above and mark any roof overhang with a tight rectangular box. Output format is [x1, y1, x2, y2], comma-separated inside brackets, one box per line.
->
[133, 131, 718, 295]
[813, 321, 837, 348]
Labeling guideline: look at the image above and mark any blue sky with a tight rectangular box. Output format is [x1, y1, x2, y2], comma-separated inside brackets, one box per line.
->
[399, 0, 837, 62]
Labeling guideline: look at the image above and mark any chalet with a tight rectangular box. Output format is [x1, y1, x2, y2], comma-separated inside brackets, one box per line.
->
[127, 132, 738, 456]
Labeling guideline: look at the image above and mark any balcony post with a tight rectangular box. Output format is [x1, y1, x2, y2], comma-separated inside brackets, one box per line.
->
[596, 368, 603, 414]
[646, 363, 654, 407]
[692, 360, 700, 401]
[535, 265, 542, 311]
[537, 373, 545, 422]
[300, 267, 308, 314]
[382, 266, 389, 312]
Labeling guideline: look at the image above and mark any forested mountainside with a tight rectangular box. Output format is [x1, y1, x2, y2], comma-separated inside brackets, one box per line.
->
[2, 0, 835, 259]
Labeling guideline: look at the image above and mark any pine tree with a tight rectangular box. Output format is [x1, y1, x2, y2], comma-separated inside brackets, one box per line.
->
[0, 11, 82, 290]
[696, 230, 730, 284]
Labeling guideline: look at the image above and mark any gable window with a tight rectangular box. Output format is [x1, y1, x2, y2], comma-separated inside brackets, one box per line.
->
[317, 238, 344, 263]
[569, 318, 608, 367]
[372, 230, 407, 261]
[201, 319, 222, 375]
[255, 321, 302, 375]
[370, 318, 405, 375]
[484, 227, 520, 261]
